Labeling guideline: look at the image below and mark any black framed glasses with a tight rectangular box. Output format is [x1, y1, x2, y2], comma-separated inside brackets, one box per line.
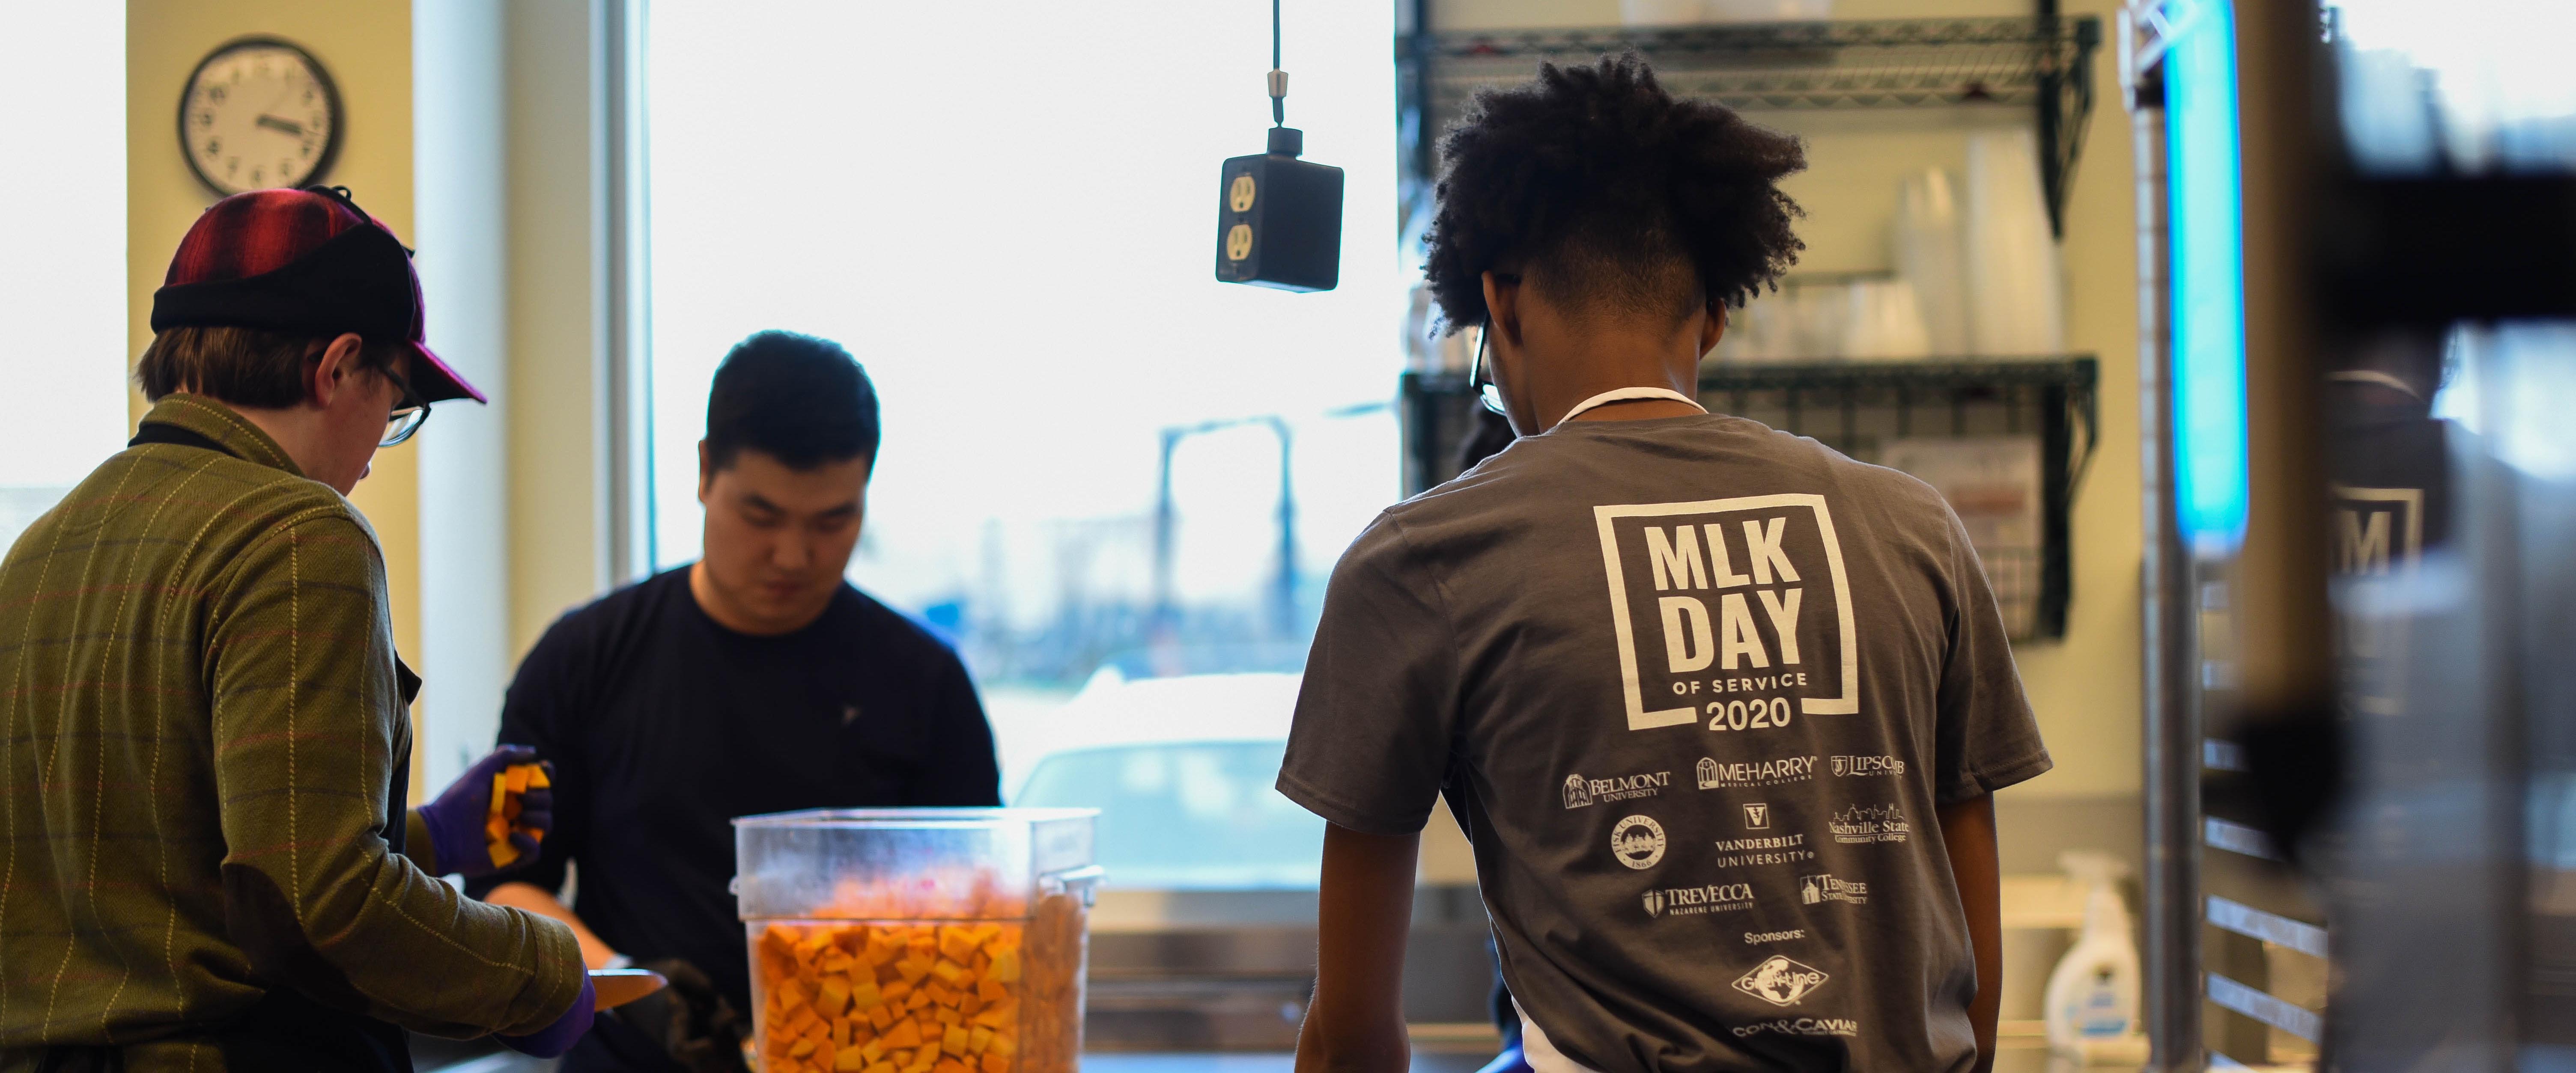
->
[1469, 273, 1521, 416]
[381, 368, 430, 446]
[1470, 325, 1505, 415]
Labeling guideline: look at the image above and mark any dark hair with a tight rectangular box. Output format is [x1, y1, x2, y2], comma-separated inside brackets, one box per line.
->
[135, 325, 401, 406]
[706, 330, 881, 471]
[1422, 54, 1807, 334]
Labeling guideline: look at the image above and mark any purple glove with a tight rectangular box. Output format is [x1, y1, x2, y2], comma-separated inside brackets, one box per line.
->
[414, 745, 553, 878]
[501, 970, 596, 1058]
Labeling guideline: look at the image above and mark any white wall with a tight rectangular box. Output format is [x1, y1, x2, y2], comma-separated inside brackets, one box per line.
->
[415, 0, 513, 791]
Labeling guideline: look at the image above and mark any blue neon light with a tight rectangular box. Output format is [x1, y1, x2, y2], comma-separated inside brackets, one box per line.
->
[2167, 0, 2251, 550]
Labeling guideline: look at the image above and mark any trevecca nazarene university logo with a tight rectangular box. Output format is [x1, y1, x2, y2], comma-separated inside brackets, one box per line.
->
[1593, 494, 1860, 731]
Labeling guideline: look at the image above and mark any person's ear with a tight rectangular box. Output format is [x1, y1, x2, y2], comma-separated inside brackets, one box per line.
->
[1481, 271, 1524, 348]
[307, 333, 369, 409]
[1697, 301, 1727, 359]
[697, 440, 716, 505]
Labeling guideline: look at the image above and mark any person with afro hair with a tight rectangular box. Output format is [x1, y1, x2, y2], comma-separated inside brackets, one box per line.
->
[1277, 56, 2047, 1073]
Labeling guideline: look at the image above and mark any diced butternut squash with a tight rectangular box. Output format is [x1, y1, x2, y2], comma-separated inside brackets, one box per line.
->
[880, 1019, 922, 1049]
[941, 1025, 971, 1056]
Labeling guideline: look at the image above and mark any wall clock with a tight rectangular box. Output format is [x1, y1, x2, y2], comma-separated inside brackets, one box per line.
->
[179, 37, 343, 196]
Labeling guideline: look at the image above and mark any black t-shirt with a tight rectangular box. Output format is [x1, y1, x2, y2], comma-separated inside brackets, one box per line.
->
[467, 567, 999, 1063]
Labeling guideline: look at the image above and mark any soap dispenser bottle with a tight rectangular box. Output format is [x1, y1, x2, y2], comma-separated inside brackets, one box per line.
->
[2043, 851, 2142, 1059]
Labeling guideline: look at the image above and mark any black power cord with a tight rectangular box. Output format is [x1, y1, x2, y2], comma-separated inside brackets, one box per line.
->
[1269, 0, 1287, 128]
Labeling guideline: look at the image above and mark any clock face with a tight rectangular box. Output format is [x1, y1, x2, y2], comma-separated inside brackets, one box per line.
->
[179, 39, 341, 196]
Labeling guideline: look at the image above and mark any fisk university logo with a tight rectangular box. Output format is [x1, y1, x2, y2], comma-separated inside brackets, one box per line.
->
[1594, 495, 1860, 731]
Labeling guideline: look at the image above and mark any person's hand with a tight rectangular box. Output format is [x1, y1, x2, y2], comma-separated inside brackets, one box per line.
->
[416, 745, 553, 877]
[500, 971, 596, 1058]
[612, 958, 751, 1073]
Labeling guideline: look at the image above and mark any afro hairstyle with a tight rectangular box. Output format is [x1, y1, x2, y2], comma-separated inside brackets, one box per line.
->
[1422, 53, 1807, 336]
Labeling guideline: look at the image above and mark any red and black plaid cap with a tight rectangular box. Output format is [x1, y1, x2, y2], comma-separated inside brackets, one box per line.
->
[150, 187, 484, 404]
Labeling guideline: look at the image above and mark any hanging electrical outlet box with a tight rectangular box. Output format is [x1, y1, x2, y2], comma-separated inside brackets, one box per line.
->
[1215, 125, 1343, 292]
[1214, 3, 1342, 293]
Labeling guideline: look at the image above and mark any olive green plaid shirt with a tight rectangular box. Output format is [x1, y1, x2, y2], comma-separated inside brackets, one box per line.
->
[0, 395, 583, 1070]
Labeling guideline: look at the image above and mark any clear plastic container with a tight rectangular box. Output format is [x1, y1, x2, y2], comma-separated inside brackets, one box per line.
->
[734, 808, 1101, 1073]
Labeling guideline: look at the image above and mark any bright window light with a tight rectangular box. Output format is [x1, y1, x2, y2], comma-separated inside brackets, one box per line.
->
[646, 3, 1398, 882]
[0, 6, 127, 551]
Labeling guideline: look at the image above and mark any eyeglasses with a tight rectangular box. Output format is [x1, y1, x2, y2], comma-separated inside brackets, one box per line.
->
[1468, 273, 1520, 416]
[382, 368, 430, 446]
[1470, 325, 1505, 415]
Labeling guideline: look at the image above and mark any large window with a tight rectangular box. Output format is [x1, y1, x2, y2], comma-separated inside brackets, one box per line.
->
[647, 3, 1397, 886]
[0, 6, 128, 550]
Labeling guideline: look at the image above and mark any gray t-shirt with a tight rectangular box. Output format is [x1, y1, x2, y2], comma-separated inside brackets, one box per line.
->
[1278, 412, 2051, 1073]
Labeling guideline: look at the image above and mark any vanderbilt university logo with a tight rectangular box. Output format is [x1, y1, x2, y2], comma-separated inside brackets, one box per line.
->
[1594, 495, 1860, 731]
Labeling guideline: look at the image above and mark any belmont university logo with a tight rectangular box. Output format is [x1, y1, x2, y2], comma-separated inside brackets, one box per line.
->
[1593, 496, 1860, 733]
[1563, 771, 1671, 809]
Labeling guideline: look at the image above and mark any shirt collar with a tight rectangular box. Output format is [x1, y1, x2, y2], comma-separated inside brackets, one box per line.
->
[135, 394, 304, 478]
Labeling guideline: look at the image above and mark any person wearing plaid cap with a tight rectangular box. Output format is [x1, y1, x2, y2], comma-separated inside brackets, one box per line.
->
[0, 187, 593, 1071]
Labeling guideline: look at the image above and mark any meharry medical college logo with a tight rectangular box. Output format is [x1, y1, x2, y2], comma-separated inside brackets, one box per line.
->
[1594, 495, 1860, 732]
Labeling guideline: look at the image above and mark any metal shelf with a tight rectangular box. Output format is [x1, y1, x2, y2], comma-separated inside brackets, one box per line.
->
[1398, 15, 2102, 233]
[1399, 356, 2097, 639]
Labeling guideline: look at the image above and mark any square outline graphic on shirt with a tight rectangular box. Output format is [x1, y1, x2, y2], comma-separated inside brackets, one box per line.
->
[1594, 493, 1860, 730]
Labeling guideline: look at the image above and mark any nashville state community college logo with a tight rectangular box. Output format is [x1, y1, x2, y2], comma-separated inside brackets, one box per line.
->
[1611, 815, 1667, 870]
[1828, 804, 1911, 844]
[1733, 955, 1830, 1007]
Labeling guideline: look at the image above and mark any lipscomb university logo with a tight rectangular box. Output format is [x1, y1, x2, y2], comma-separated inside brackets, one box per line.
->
[1734, 955, 1830, 1007]
[1594, 495, 1860, 732]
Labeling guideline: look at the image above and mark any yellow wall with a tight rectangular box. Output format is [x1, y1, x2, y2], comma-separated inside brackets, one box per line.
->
[128, 0, 423, 794]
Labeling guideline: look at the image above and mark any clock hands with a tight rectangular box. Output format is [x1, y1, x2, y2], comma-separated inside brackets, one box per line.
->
[254, 115, 307, 137]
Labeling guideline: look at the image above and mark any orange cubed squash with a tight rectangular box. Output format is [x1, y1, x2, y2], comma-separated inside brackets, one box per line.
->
[979, 1053, 1009, 1073]
[974, 977, 1008, 1003]
[880, 1019, 922, 1049]
[941, 1025, 970, 1056]
[835, 1048, 870, 1072]
[790, 1037, 820, 1058]
[816, 977, 852, 1017]
[867, 1004, 896, 1031]
[967, 1026, 993, 1054]
[848, 977, 884, 1011]
[934, 1061, 972, 1073]
[929, 960, 969, 988]
[985, 949, 1020, 984]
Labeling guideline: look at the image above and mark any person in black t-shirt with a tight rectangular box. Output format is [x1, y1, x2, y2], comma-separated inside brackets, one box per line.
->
[469, 331, 1000, 1073]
